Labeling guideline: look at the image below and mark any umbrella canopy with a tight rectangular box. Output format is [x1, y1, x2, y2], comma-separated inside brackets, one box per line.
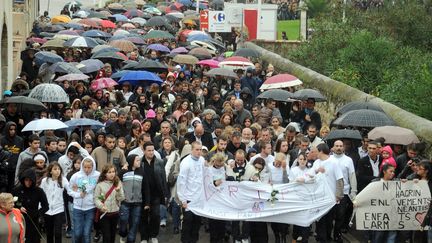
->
[325, 129, 363, 141]
[122, 23, 136, 29]
[124, 9, 144, 18]
[78, 19, 100, 28]
[41, 39, 65, 49]
[337, 101, 384, 115]
[22, 118, 68, 132]
[219, 56, 254, 70]
[87, 11, 106, 19]
[171, 47, 188, 54]
[82, 30, 112, 38]
[64, 37, 99, 48]
[26, 37, 47, 44]
[143, 30, 175, 40]
[144, 7, 162, 15]
[111, 70, 132, 79]
[166, 12, 184, 20]
[368, 126, 420, 145]
[125, 37, 145, 45]
[147, 44, 170, 53]
[113, 29, 130, 36]
[91, 44, 120, 53]
[292, 89, 326, 102]
[122, 60, 139, 70]
[260, 74, 303, 90]
[65, 118, 105, 130]
[64, 1, 82, 10]
[198, 59, 219, 68]
[35, 51, 64, 65]
[49, 62, 82, 74]
[90, 78, 118, 91]
[112, 14, 129, 22]
[233, 48, 260, 58]
[0, 96, 46, 112]
[109, 40, 137, 52]
[133, 59, 168, 72]
[78, 59, 105, 73]
[118, 71, 163, 85]
[205, 68, 237, 79]
[29, 84, 69, 103]
[100, 19, 116, 28]
[55, 73, 89, 82]
[333, 109, 396, 128]
[64, 22, 84, 30]
[130, 17, 147, 26]
[173, 54, 199, 65]
[257, 89, 294, 102]
[189, 47, 212, 59]
[52, 15, 72, 24]
[146, 16, 167, 26]
[42, 24, 65, 33]
[91, 51, 128, 61]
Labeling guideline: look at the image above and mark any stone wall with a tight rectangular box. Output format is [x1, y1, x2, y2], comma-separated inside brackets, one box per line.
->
[251, 40, 301, 57]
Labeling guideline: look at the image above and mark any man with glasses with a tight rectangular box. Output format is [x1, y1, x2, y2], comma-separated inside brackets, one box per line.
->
[356, 141, 382, 192]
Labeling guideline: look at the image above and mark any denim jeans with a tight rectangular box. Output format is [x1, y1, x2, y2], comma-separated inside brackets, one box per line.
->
[170, 198, 181, 229]
[373, 230, 397, 243]
[119, 203, 142, 243]
[73, 208, 95, 243]
[160, 204, 167, 222]
[68, 202, 74, 230]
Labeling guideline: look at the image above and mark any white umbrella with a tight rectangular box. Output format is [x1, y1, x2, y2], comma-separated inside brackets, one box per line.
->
[29, 83, 69, 103]
[22, 118, 68, 132]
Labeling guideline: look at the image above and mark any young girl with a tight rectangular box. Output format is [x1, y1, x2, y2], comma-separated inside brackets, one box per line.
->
[94, 164, 125, 243]
[380, 145, 397, 171]
[33, 152, 48, 186]
[289, 152, 315, 243]
[40, 162, 71, 243]
[68, 156, 100, 243]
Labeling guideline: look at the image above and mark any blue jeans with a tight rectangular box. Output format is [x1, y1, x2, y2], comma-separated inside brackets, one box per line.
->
[119, 203, 142, 243]
[373, 230, 397, 243]
[73, 208, 95, 243]
[160, 204, 167, 222]
[170, 198, 181, 229]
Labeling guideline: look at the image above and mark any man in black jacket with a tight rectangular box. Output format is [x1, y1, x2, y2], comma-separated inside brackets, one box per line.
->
[184, 124, 214, 150]
[356, 141, 382, 192]
[0, 122, 23, 192]
[106, 110, 131, 138]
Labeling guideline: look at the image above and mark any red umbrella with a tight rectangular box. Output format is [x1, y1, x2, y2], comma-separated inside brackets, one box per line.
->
[26, 37, 47, 44]
[90, 78, 118, 91]
[260, 74, 303, 90]
[101, 20, 116, 28]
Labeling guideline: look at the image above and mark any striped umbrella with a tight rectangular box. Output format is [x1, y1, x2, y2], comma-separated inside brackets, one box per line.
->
[64, 37, 99, 48]
[260, 74, 303, 90]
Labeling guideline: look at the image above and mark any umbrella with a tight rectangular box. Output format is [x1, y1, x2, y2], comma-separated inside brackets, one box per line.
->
[78, 19, 100, 28]
[65, 118, 105, 130]
[368, 126, 420, 145]
[144, 7, 162, 15]
[52, 15, 72, 24]
[109, 40, 137, 52]
[171, 47, 188, 54]
[233, 48, 260, 58]
[87, 11, 106, 19]
[113, 29, 130, 36]
[49, 62, 83, 74]
[147, 44, 170, 53]
[55, 73, 89, 82]
[189, 47, 212, 59]
[219, 56, 255, 70]
[64, 37, 99, 48]
[198, 59, 219, 68]
[91, 51, 128, 61]
[337, 101, 384, 115]
[124, 9, 144, 18]
[165, 12, 183, 21]
[0, 96, 46, 112]
[26, 37, 47, 44]
[260, 74, 303, 90]
[125, 37, 145, 45]
[90, 78, 118, 91]
[112, 14, 129, 22]
[118, 71, 163, 85]
[100, 19, 116, 28]
[82, 30, 112, 38]
[292, 89, 326, 102]
[78, 59, 105, 73]
[122, 23, 136, 29]
[205, 68, 238, 79]
[111, 70, 132, 79]
[41, 39, 65, 49]
[130, 17, 147, 26]
[133, 59, 168, 72]
[257, 89, 294, 102]
[146, 16, 167, 27]
[143, 30, 175, 40]
[34, 51, 64, 65]
[325, 129, 363, 141]
[333, 109, 396, 128]
[178, 0, 193, 6]
[64, 23, 84, 30]
[91, 44, 120, 53]
[22, 118, 68, 132]
[42, 24, 65, 32]
[64, 1, 82, 11]
[122, 61, 139, 70]
[73, 10, 89, 18]
[173, 54, 199, 65]
[29, 84, 69, 103]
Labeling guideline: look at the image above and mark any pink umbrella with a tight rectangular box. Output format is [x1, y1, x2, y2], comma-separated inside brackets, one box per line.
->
[90, 78, 118, 91]
[55, 73, 90, 82]
[26, 37, 48, 44]
[198, 59, 219, 68]
[219, 56, 254, 70]
[260, 74, 303, 90]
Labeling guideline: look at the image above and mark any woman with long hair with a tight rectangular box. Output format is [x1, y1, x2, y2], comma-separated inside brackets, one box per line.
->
[173, 99, 190, 122]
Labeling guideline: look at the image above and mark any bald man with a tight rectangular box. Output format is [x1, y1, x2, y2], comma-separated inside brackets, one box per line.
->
[184, 124, 214, 150]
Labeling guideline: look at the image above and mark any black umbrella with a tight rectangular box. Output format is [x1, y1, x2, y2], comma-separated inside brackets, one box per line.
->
[233, 48, 260, 58]
[337, 101, 384, 115]
[325, 129, 363, 141]
[146, 16, 168, 27]
[292, 89, 326, 102]
[257, 89, 295, 102]
[205, 68, 238, 79]
[122, 61, 139, 70]
[0, 96, 47, 112]
[133, 59, 169, 73]
[49, 62, 82, 74]
[333, 109, 396, 128]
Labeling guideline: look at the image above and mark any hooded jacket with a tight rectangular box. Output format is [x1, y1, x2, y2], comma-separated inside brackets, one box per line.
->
[68, 156, 101, 211]
[119, 156, 151, 206]
[380, 145, 397, 170]
[15, 148, 47, 184]
[58, 142, 90, 175]
[0, 122, 24, 171]
[40, 176, 71, 216]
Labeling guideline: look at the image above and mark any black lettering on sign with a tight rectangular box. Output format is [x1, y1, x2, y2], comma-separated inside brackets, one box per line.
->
[383, 181, 389, 191]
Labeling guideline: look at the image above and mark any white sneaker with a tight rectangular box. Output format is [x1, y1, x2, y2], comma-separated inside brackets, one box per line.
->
[235, 241, 242, 243]
[140, 241, 148, 243]
[242, 239, 249, 243]
[120, 237, 126, 243]
[160, 219, 166, 227]
[151, 238, 159, 243]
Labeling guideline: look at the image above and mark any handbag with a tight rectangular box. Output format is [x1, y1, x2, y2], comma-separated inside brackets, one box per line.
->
[94, 184, 116, 223]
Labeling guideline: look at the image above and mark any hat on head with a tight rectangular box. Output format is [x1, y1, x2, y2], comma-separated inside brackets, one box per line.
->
[191, 117, 201, 127]
[146, 109, 156, 119]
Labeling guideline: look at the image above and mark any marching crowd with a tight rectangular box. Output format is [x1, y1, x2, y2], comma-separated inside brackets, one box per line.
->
[0, 2, 432, 243]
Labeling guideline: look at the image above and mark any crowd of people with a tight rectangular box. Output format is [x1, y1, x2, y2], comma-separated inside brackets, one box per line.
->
[0, 1, 431, 243]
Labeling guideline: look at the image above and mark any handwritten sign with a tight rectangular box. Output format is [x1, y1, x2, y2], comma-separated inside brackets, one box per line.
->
[355, 180, 431, 231]
[188, 171, 336, 227]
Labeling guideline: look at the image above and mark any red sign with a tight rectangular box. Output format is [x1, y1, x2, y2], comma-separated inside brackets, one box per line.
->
[200, 10, 209, 31]
[244, 9, 258, 40]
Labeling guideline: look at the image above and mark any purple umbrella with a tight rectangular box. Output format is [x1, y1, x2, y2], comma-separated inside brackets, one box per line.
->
[147, 44, 170, 53]
[170, 47, 188, 54]
[125, 37, 145, 45]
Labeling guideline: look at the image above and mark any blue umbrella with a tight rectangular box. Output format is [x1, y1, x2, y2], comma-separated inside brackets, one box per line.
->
[35, 51, 64, 66]
[65, 118, 105, 130]
[79, 59, 104, 73]
[178, 0, 193, 6]
[187, 34, 211, 42]
[111, 70, 132, 79]
[118, 70, 163, 85]
[147, 44, 170, 53]
[109, 35, 128, 41]
[64, 23, 84, 30]
[82, 30, 112, 38]
[112, 14, 129, 22]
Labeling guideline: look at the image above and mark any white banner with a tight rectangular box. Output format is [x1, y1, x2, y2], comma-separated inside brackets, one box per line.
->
[355, 180, 431, 231]
[188, 172, 336, 227]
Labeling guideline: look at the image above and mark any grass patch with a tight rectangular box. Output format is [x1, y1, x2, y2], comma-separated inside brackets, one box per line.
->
[277, 20, 300, 40]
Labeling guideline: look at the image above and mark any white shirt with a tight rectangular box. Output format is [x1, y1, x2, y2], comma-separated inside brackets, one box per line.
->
[268, 163, 287, 184]
[128, 146, 161, 160]
[308, 136, 324, 148]
[177, 155, 205, 206]
[369, 156, 380, 177]
[289, 166, 315, 182]
[40, 177, 71, 215]
[358, 146, 368, 159]
[312, 157, 344, 196]
[249, 153, 275, 183]
[331, 154, 355, 195]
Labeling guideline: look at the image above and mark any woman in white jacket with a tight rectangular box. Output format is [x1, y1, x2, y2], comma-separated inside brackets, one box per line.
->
[40, 162, 72, 243]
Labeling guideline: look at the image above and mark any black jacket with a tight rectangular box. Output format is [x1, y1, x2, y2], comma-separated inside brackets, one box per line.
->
[141, 156, 168, 203]
[184, 131, 214, 150]
[0, 122, 24, 171]
[356, 155, 382, 192]
[106, 121, 132, 138]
